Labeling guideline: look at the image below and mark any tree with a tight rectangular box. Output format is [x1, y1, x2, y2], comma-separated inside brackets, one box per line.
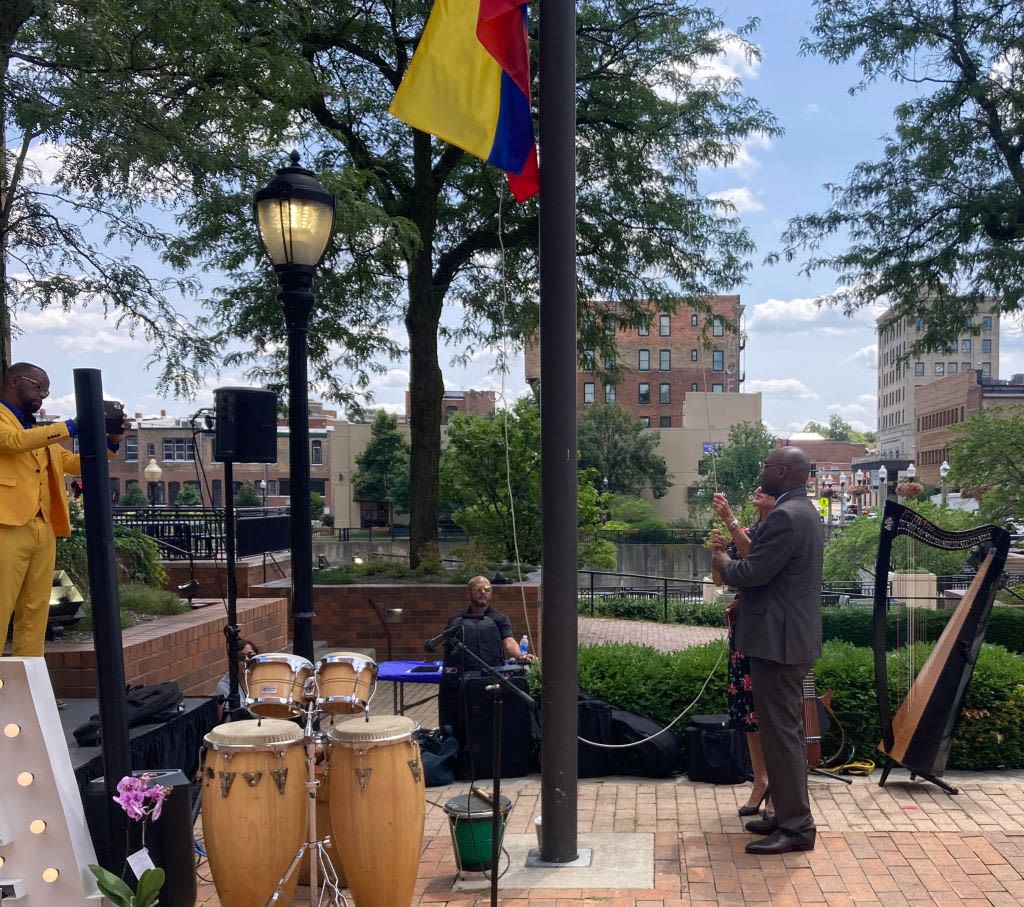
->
[352, 410, 410, 526]
[44, 1, 777, 566]
[234, 482, 261, 506]
[691, 421, 776, 514]
[173, 484, 202, 507]
[578, 404, 670, 497]
[947, 407, 1024, 522]
[780, 1, 1024, 348]
[439, 398, 601, 563]
[119, 484, 148, 508]
[309, 491, 325, 522]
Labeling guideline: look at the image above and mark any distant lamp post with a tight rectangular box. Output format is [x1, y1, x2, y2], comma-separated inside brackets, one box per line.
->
[855, 468, 865, 486]
[939, 460, 951, 506]
[143, 457, 162, 506]
[254, 150, 336, 663]
[839, 472, 848, 525]
[906, 463, 916, 480]
[878, 464, 888, 506]
[259, 478, 268, 505]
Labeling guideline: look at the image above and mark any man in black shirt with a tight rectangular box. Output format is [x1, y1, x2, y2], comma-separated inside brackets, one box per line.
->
[444, 575, 530, 662]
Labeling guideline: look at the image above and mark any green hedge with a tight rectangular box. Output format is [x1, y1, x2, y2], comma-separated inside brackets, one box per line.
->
[568, 639, 1024, 770]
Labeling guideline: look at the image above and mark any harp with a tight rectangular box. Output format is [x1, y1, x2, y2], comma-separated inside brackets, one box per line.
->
[874, 500, 1010, 794]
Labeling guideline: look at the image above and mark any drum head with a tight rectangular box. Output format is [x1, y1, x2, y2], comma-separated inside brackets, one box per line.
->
[318, 651, 377, 667]
[205, 718, 303, 749]
[327, 715, 416, 746]
[249, 653, 314, 672]
[443, 793, 512, 818]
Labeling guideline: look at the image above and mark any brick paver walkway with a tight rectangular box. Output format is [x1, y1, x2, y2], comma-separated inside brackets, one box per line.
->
[194, 617, 1024, 905]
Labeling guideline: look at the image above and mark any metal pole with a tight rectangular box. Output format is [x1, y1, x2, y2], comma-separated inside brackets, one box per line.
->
[280, 269, 316, 662]
[539, 0, 579, 864]
[223, 459, 240, 712]
[73, 369, 131, 873]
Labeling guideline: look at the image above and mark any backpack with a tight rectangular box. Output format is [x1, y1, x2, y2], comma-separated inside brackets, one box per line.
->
[73, 682, 184, 747]
[610, 707, 682, 777]
[685, 714, 751, 784]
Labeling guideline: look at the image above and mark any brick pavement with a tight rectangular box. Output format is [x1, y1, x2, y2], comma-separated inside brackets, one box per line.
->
[194, 617, 1024, 905]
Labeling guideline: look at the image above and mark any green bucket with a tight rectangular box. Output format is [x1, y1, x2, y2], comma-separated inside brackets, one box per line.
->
[443, 793, 512, 872]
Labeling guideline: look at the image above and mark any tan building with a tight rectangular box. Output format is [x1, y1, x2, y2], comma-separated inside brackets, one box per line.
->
[915, 370, 1024, 485]
[877, 301, 1000, 458]
[404, 388, 496, 424]
[647, 390, 762, 520]
[525, 296, 745, 428]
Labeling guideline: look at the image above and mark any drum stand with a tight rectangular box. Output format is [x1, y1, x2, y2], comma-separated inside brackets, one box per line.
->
[266, 698, 347, 907]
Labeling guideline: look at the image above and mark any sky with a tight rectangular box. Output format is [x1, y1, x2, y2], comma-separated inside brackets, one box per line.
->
[11, 2, 1024, 435]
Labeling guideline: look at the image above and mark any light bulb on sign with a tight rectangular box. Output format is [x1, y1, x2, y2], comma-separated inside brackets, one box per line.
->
[30, 818, 47, 834]
[17, 771, 34, 786]
[43, 868, 60, 883]
[4, 722, 21, 737]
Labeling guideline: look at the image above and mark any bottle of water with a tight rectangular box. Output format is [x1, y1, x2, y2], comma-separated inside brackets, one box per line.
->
[519, 635, 529, 657]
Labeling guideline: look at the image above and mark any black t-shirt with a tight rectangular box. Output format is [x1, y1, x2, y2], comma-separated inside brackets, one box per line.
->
[447, 606, 514, 641]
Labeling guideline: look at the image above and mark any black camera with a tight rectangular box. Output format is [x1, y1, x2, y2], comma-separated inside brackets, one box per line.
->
[103, 399, 126, 435]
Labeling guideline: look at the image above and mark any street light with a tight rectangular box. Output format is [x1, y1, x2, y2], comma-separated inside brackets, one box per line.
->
[878, 464, 888, 507]
[906, 462, 916, 480]
[255, 150, 336, 663]
[939, 459, 951, 506]
[839, 472, 848, 525]
[143, 457, 162, 506]
[259, 478, 268, 505]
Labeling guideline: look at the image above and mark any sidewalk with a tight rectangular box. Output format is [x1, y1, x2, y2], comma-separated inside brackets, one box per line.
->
[195, 617, 1024, 905]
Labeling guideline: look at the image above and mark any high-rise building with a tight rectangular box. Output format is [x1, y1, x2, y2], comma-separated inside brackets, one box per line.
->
[876, 303, 1000, 458]
[525, 295, 744, 427]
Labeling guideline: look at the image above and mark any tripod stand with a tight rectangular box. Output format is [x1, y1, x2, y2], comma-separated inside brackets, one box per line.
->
[266, 691, 347, 907]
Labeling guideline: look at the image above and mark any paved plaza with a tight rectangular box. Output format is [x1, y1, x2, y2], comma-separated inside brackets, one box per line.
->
[195, 617, 1024, 905]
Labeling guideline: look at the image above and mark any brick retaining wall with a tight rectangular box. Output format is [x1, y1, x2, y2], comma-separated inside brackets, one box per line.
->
[162, 556, 290, 598]
[44, 597, 289, 699]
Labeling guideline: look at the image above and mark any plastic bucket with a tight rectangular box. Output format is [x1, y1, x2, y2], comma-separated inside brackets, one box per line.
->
[442, 794, 512, 872]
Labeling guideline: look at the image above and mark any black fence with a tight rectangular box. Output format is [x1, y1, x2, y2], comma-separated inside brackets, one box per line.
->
[312, 525, 470, 543]
[112, 506, 290, 560]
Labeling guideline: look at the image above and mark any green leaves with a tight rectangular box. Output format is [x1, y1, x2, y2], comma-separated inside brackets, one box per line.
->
[87, 865, 164, 907]
[948, 407, 1024, 522]
[691, 421, 776, 516]
[578, 404, 671, 498]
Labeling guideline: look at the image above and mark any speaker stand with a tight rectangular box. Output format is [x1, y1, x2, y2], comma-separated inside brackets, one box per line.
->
[222, 458, 243, 716]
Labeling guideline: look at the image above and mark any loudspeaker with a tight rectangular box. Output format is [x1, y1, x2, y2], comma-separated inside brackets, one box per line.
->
[85, 770, 196, 907]
[213, 387, 278, 463]
[454, 673, 535, 780]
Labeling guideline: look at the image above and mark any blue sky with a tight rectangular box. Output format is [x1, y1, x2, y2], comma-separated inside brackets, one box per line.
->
[13, 2, 1024, 434]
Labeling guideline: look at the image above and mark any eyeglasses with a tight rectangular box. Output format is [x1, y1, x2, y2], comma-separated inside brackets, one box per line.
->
[472, 586, 492, 593]
[758, 461, 787, 473]
[16, 376, 49, 397]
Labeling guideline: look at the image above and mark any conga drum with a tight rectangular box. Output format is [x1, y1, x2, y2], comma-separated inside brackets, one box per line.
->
[244, 653, 314, 718]
[328, 716, 425, 907]
[315, 651, 378, 715]
[201, 719, 306, 907]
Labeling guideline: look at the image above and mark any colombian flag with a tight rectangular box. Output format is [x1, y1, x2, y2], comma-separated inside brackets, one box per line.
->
[389, 0, 539, 202]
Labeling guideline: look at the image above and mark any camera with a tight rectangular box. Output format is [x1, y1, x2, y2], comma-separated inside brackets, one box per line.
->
[103, 399, 126, 435]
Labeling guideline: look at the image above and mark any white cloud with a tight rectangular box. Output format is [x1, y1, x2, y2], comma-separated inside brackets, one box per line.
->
[692, 31, 761, 84]
[709, 186, 764, 213]
[375, 369, 410, 390]
[745, 378, 819, 399]
[724, 132, 773, 174]
[24, 141, 65, 185]
[842, 344, 877, 369]
[803, 103, 821, 115]
[745, 292, 874, 335]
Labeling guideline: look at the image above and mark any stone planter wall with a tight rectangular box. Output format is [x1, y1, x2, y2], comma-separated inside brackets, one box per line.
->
[251, 581, 542, 661]
[44, 596, 289, 699]
[162, 555, 290, 598]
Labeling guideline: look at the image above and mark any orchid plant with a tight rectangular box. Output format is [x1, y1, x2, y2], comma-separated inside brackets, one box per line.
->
[88, 775, 171, 907]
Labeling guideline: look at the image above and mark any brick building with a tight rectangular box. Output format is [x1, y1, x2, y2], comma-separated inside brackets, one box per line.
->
[524, 296, 744, 428]
[915, 370, 1024, 485]
[404, 388, 497, 424]
[776, 434, 870, 496]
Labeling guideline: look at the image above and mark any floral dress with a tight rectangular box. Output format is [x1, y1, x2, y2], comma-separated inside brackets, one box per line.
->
[726, 524, 758, 733]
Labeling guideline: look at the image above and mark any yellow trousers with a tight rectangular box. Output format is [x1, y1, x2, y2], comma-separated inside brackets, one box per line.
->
[0, 516, 57, 656]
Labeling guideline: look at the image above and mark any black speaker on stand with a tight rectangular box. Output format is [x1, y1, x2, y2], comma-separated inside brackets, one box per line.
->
[212, 387, 278, 715]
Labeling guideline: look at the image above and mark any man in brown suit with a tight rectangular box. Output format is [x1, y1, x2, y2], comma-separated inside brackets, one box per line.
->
[712, 446, 823, 854]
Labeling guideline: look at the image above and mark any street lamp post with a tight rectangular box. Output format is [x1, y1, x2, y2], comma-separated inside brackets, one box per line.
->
[143, 457, 162, 506]
[254, 151, 336, 663]
[259, 478, 268, 506]
[939, 460, 951, 506]
[839, 472, 848, 526]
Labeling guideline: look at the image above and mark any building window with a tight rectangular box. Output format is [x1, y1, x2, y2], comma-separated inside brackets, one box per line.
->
[147, 442, 156, 457]
[605, 318, 616, 336]
[690, 349, 698, 362]
[712, 316, 724, 337]
[161, 438, 195, 462]
[981, 361, 991, 377]
[690, 314, 698, 327]
[961, 338, 973, 354]
[961, 361, 971, 371]
[125, 436, 138, 462]
[638, 349, 650, 371]
[640, 416, 651, 428]
[712, 383, 724, 393]
[712, 350, 724, 371]
[638, 383, 650, 404]
[583, 382, 595, 404]
[659, 416, 672, 428]
[445, 405, 457, 420]
[691, 383, 698, 391]
[638, 319, 649, 336]
[916, 316, 924, 332]
[604, 384, 616, 404]
[983, 315, 992, 332]
[311, 439, 323, 465]
[982, 338, 992, 353]
[604, 354, 616, 370]
[948, 362, 958, 374]
[168, 481, 181, 504]
[659, 349, 671, 371]
[659, 314, 670, 336]
[582, 349, 596, 370]
[659, 383, 671, 404]
[934, 362, 945, 376]
[914, 362, 924, 376]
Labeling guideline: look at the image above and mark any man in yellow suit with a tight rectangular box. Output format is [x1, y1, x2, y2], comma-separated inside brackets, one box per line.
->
[0, 362, 125, 656]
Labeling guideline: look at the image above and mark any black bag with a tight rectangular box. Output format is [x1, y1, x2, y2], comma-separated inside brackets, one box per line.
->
[610, 707, 681, 777]
[415, 727, 460, 787]
[685, 714, 751, 784]
[577, 691, 617, 778]
[73, 682, 184, 747]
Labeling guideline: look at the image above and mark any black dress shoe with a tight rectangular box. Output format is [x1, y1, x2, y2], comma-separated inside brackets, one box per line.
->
[745, 829, 815, 855]
[744, 815, 778, 835]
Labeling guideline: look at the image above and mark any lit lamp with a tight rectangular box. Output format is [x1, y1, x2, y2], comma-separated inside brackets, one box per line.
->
[143, 457, 162, 506]
[254, 150, 336, 663]
[906, 462, 916, 480]
[877, 464, 888, 505]
[259, 478, 268, 505]
[939, 459, 951, 506]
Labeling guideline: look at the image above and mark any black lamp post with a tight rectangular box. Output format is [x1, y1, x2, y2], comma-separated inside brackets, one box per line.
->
[254, 151, 335, 663]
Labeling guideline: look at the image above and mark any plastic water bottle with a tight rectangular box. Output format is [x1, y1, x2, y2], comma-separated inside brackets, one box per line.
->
[519, 635, 529, 657]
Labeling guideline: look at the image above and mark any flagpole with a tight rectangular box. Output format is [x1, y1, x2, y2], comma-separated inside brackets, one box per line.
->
[538, 0, 579, 864]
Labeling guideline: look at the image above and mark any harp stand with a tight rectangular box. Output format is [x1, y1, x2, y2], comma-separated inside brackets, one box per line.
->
[878, 757, 958, 795]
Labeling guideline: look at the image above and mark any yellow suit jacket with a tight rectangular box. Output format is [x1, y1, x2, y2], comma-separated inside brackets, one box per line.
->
[0, 404, 85, 537]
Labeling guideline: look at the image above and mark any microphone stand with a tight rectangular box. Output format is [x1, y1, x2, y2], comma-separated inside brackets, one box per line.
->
[445, 639, 534, 907]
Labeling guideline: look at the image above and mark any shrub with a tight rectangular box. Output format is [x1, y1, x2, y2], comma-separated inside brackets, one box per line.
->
[579, 539, 617, 570]
[234, 483, 261, 506]
[119, 584, 189, 616]
[173, 484, 202, 506]
[321, 513, 335, 527]
[310, 491, 325, 521]
[119, 484, 149, 507]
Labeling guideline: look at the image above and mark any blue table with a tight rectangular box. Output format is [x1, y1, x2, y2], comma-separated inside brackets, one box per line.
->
[376, 660, 443, 715]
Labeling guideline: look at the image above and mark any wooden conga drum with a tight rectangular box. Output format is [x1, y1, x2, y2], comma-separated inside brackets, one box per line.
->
[328, 716, 425, 907]
[201, 719, 306, 907]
